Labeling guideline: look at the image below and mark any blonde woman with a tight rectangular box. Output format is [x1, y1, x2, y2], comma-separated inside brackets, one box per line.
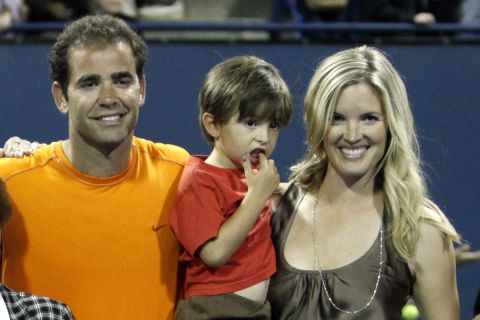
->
[267, 46, 460, 319]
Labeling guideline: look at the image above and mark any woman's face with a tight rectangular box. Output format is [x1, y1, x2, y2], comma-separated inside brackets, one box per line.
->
[324, 83, 388, 183]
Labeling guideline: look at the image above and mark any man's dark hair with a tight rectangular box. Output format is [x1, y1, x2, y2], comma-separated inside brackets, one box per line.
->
[48, 14, 148, 99]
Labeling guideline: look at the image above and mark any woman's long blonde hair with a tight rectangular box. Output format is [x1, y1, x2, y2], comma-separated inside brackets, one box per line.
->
[291, 46, 459, 260]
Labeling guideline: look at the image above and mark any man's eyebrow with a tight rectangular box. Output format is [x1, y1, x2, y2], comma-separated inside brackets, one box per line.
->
[76, 74, 100, 85]
[112, 71, 134, 80]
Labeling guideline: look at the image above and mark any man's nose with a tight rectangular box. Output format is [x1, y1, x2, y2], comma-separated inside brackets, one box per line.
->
[99, 84, 117, 107]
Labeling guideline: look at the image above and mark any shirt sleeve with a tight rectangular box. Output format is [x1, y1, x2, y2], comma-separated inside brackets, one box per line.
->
[169, 170, 227, 258]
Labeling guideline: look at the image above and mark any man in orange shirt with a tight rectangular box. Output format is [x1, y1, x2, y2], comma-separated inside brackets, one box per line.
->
[0, 15, 188, 319]
[0, 179, 75, 319]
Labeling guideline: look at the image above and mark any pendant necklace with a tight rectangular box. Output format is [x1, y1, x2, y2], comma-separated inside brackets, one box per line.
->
[310, 197, 384, 314]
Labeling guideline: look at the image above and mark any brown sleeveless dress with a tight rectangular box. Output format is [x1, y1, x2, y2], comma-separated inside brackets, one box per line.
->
[268, 183, 413, 319]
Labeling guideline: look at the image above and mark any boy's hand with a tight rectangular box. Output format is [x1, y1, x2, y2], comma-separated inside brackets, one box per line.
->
[199, 153, 279, 268]
[243, 153, 279, 203]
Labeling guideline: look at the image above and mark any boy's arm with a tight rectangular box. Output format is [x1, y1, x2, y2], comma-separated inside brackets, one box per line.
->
[199, 154, 279, 268]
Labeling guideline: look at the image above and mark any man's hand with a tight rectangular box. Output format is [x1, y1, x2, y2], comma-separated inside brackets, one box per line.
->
[0, 136, 45, 158]
[455, 243, 480, 266]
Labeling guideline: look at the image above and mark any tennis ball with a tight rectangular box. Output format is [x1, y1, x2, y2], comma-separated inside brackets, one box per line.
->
[401, 304, 419, 320]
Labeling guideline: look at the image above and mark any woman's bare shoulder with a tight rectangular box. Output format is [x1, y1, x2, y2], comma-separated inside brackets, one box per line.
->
[270, 182, 293, 214]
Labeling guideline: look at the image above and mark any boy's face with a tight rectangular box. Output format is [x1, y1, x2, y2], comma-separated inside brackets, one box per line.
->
[210, 113, 280, 170]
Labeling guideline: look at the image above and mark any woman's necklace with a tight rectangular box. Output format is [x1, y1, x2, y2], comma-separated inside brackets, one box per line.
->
[310, 198, 384, 314]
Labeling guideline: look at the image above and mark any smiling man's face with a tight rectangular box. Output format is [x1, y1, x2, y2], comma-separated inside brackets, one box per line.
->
[61, 41, 145, 151]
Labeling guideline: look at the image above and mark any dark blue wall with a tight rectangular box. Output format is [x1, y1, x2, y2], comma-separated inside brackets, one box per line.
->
[1, 42, 479, 319]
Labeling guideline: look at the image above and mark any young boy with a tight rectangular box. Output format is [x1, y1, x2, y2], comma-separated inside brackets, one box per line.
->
[169, 56, 293, 319]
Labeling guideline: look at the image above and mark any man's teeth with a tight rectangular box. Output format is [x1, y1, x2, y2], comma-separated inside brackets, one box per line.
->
[341, 147, 366, 156]
[98, 115, 120, 121]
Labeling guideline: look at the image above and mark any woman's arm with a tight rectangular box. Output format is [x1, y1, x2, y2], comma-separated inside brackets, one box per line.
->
[411, 223, 460, 320]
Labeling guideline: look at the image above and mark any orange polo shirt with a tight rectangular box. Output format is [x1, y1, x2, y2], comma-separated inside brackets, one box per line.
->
[0, 137, 189, 319]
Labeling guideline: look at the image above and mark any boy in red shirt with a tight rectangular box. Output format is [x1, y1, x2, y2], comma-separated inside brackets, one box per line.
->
[169, 56, 293, 319]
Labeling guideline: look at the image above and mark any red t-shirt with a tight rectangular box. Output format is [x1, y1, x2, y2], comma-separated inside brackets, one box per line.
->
[169, 156, 276, 297]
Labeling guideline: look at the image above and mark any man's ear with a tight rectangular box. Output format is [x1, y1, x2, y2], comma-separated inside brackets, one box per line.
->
[202, 112, 220, 139]
[52, 82, 68, 114]
[139, 75, 146, 107]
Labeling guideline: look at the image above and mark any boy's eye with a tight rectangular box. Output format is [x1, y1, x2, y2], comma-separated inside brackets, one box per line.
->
[244, 119, 257, 127]
[270, 122, 279, 130]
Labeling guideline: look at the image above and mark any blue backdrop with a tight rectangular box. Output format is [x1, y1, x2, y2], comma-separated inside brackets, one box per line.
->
[1, 42, 479, 319]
